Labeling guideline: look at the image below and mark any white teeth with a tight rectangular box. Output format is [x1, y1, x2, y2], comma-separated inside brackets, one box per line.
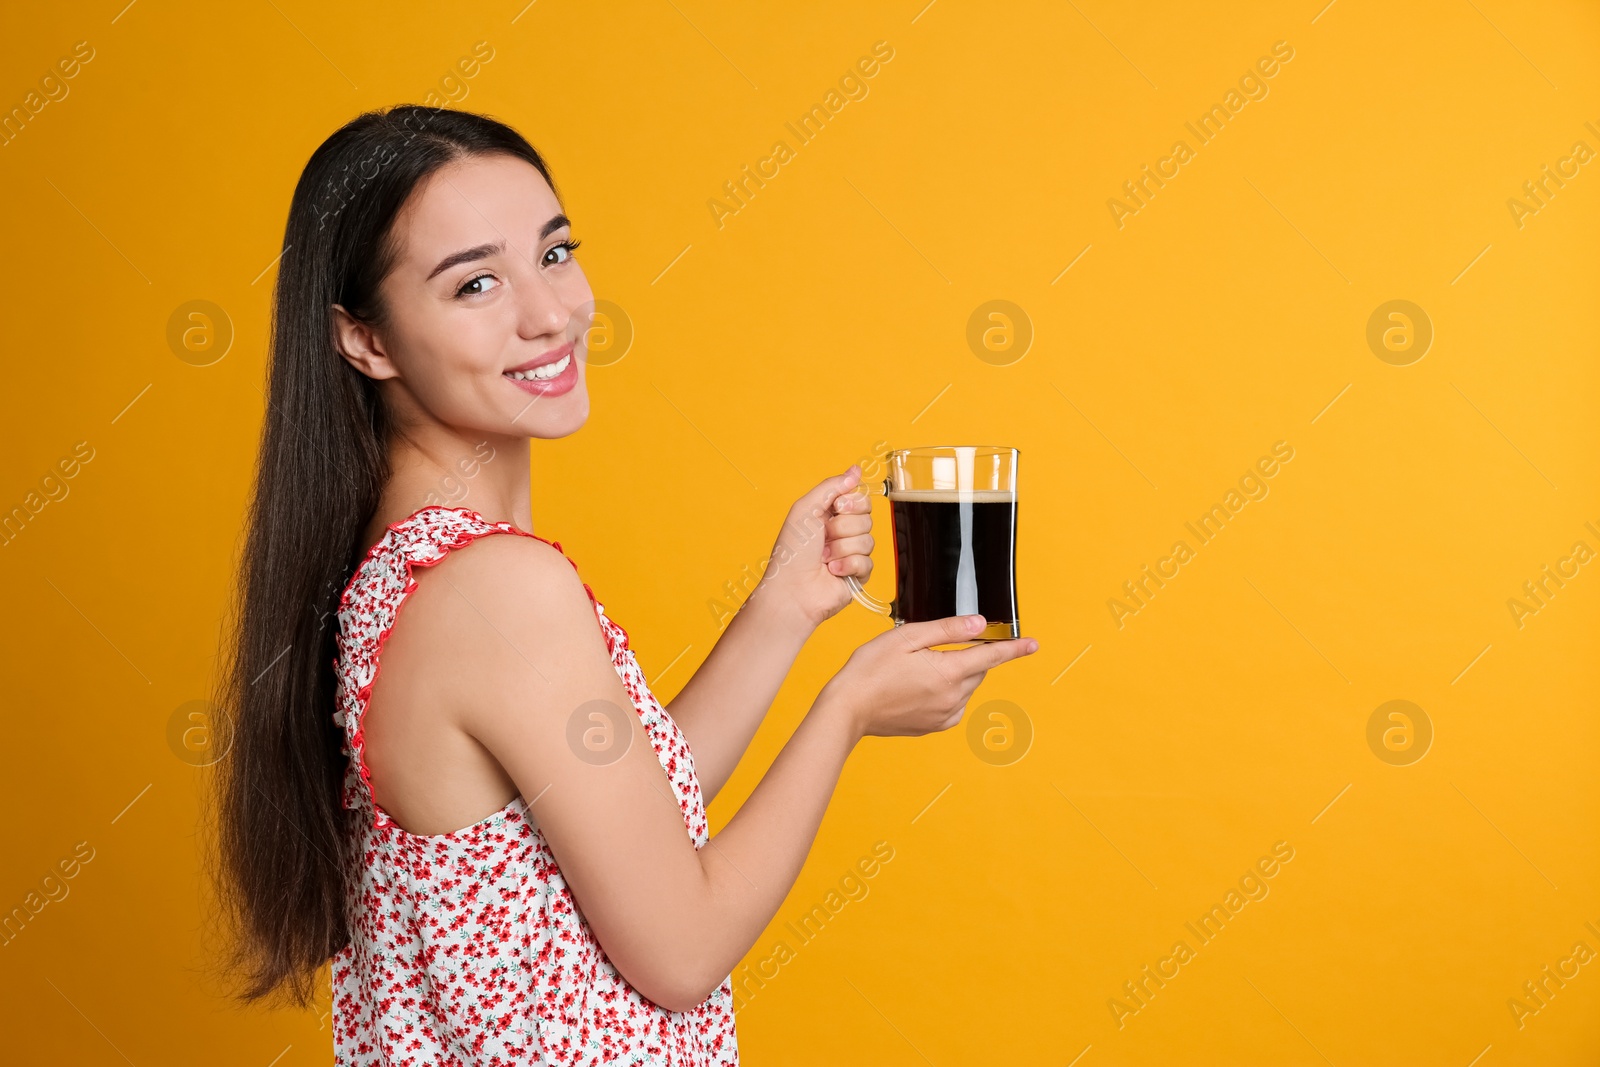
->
[508, 353, 571, 381]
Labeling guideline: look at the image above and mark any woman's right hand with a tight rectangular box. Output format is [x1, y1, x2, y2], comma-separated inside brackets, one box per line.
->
[820, 614, 1039, 739]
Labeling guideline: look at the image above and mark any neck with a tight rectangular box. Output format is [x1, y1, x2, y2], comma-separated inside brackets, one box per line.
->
[375, 423, 534, 533]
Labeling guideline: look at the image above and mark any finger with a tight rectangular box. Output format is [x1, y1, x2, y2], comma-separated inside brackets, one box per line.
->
[832, 488, 870, 514]
[943, 635, 1039, 676]
[818, 464, 862, 511]
[823, 512, 872, 542]
[823, 532, 874, 564]
[794, 466, 863, 529]
[827, 552, 873, 578]
[896, 614, 990, 651]
[883, 625, 961, 688]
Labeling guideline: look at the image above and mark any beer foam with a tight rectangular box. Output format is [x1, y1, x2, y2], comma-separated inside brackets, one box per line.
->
[886, 488, 1015, 502]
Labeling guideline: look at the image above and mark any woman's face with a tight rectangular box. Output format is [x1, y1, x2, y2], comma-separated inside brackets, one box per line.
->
[344, 151, 593, 441]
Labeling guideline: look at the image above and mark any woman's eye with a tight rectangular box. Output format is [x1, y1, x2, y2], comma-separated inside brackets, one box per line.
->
[544, 239, 581, 266]
[458, 272, 500, 297]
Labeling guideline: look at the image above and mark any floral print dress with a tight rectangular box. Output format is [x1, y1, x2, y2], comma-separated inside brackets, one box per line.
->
[329, 505, 739, 1065]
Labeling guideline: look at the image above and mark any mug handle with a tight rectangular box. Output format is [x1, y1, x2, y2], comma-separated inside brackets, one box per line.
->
[844, 477, 894, 616]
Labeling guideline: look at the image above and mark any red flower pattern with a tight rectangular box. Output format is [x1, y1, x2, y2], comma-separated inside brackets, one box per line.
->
[329, 506, 739, 1065]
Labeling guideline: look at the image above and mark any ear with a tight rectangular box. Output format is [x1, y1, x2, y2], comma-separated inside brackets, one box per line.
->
[331, 304, 400, 381]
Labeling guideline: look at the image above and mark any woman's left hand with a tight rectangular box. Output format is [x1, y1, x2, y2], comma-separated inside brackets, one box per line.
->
[755, 464, 876, 631]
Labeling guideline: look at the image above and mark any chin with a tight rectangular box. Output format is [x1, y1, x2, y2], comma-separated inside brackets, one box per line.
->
[531, 392, 590, 439]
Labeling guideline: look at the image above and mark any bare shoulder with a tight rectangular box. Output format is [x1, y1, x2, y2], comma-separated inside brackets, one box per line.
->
[360, 531, 629, 835]
[424, 530, 593, 623]
[396, 531, 614, 697]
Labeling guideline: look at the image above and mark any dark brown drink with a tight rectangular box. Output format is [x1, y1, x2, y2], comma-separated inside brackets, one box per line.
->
[889, 489, 1018, 637]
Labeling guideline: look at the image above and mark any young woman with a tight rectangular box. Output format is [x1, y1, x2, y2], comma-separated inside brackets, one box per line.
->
[215, 104, 1038, 1065]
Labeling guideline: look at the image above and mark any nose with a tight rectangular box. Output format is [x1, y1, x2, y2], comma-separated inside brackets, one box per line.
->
[513, 258, 568, 340]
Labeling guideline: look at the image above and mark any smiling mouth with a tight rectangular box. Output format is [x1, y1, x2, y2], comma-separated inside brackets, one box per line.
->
[504, 352, 573, 381]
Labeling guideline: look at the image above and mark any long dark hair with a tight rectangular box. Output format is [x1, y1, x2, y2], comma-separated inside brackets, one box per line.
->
[214, 104, 558, 1005]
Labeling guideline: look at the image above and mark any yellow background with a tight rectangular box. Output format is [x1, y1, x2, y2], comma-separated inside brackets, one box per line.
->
[2, 0, 1597, 1063]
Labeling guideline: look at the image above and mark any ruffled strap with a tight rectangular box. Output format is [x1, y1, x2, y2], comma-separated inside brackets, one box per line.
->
[330, 505, 611, 821]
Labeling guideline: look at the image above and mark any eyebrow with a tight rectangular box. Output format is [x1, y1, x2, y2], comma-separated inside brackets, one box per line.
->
[425, 214, 572, 281]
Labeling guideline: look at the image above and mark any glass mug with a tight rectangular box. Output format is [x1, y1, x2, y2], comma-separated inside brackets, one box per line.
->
[845, 445, 1020, 641]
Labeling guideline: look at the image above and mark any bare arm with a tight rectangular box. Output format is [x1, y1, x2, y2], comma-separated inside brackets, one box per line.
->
[443, 534, 1033, 1012]
[669, 468, 873, 804]
[663, 589, 812, 807]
